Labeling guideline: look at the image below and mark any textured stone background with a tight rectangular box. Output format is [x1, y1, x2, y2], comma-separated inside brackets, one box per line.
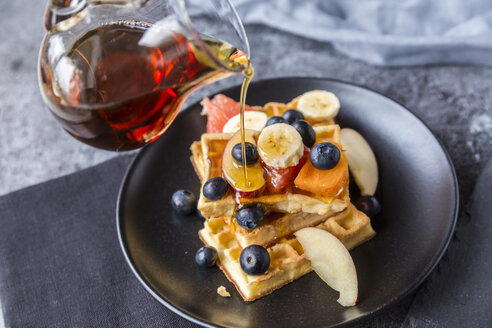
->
[1, 0, 491, 327]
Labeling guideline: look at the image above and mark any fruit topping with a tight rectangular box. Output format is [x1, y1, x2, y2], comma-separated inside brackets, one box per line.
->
[262, 146, 309, 193]
[340, 128, 378, 196]
[257, 123, 304, 169]
[231, 142, 259, 165]
[236, 203, 265, 230]
[222, 130, 266, 193]
[222, 110, 268, 133]
[297, 90, 340, 122]
[294, 144, 349, 198]
[282, 109, 304, 124]
[195, 246, 218, 267]
[240, 244, 270, 275]
[291, 120, 316, 148]
[171, 190, 197, 215]
[265, 116, 287, 126]
[203, 177, 229, 201]
[200, 94, 254, 133]
[355, 196, 381, 218]
[310, 142, 340, 170]
[295, 228, 358, 306]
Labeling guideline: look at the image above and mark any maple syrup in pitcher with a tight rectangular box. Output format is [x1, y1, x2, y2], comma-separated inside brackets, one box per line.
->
[39, 22, 253, 151]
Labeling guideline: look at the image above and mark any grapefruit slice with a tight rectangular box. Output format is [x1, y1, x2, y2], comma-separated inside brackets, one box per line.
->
[201, 94, 254, 133]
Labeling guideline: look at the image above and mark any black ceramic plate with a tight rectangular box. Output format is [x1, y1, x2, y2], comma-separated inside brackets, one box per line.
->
[117, 77, 458, 328]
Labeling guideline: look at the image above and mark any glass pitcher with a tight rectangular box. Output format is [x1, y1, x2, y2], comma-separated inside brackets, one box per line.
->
[38, 0, 250, 151]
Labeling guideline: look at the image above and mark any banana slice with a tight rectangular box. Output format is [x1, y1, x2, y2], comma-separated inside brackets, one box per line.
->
[257, 123, 304, 168]
[222, 111, 268, 133]
[297, 90, 340, 122]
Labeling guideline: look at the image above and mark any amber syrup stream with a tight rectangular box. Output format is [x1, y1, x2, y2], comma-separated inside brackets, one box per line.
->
[239, 65, 254, 186]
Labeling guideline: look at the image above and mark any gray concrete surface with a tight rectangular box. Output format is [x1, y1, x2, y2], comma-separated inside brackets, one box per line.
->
[1, 0, 492, 327]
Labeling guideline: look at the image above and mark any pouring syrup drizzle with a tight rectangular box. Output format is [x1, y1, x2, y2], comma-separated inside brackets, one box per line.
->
[239, 65, 254, 186]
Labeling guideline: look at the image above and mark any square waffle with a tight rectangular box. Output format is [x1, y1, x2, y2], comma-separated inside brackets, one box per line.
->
[190, 124, 350, 219]
[198, 204, 375, 301]
[191, 94, 376, 301]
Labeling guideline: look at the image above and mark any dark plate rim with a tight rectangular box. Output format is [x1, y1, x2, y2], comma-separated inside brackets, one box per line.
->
[116, 76, 459, 328]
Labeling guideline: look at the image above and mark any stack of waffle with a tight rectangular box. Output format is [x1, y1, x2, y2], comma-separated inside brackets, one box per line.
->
[190, 97, 375, 301]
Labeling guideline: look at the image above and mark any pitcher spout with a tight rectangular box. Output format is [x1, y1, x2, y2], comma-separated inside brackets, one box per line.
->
[43, 0, 88, 31]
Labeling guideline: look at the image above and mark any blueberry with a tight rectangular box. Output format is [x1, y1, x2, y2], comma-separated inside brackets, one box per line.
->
[240, 244, 270, 275]
[231, 142, 259, 165]
[236, 203, 264, 230]
[171, 190, 197, 214]
[265, 116, 287, 127]
[195, 246, 218, 267]
[291, 120, 316, 148]
[282, 109, 304, 124]
[356, 196, 381, 218]
[203, 177, 229, 201]
[310, 142, 340, 170]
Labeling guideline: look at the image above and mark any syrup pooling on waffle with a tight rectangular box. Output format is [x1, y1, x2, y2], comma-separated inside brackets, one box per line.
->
[232, 203, 375, 249]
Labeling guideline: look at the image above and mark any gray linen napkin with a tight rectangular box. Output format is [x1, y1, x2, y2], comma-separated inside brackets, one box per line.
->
[233, 0, 492, 66]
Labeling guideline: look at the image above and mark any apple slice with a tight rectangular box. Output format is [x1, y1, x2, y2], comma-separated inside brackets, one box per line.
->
[222, 129, 266, 193]
[295, 227, 358, 306]
[340, 128, 378, 196]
